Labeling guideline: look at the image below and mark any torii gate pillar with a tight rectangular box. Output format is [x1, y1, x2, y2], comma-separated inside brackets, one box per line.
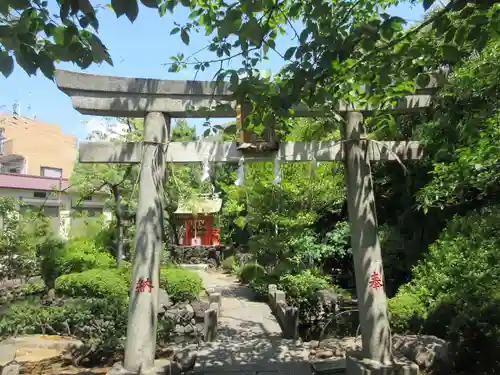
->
[123, 112, 169, 373]
[343, 112, 418, 374]
[343, 112, 390, 362]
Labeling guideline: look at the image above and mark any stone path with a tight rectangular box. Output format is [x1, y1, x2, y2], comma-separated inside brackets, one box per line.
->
[190, 270, 313, 375]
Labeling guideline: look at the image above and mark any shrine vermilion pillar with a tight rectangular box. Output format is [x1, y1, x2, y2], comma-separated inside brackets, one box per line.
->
[205, 216, 213, 246]
[184, 218, 191, 245]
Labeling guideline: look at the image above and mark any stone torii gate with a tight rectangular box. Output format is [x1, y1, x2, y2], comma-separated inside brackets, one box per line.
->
[55, 69, 442, 375]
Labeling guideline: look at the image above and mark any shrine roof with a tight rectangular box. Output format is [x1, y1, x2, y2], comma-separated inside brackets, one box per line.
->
[174, 196, 223, 215]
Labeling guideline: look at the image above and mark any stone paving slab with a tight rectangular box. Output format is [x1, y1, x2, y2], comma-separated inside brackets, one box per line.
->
[192, 271, 313, 375]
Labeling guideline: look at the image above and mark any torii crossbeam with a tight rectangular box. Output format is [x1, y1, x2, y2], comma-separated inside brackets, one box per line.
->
[55, 69, 442, 375]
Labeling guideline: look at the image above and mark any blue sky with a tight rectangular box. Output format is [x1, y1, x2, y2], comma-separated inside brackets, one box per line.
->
[0, 1, 424, 140]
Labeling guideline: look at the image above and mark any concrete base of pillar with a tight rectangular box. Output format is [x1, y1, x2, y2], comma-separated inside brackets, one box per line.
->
[346, 351, 419, 375]
[106, 360, 182, 375]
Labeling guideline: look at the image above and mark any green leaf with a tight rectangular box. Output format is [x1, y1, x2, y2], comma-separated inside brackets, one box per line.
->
[230, 71, 239, 87]
[299, 29, 309, 44]
[416, 73, 430, 88]
[16, 46, 38, 75]
[361, 38, 376, 51]
[140, 0, 158, 8]
[37, 51, 55, 79]
[110, 0, 127, 17]
[234, 216, 246, 228]
[0, 51, 14, 78]
[454, 24, 468, 45]
[124, 0, 139, 22]
[469, 14, 488, 26]
[170, 27, 180, 35]
[181, 29, 190, 45]
[89, 34, 113, 65]
[168, 63, 179, 72]
[284, 47, 296, 60]
[423, 0, 435, 11]
[441, 44, 460, 63]
[158, 2, 167, 16]
[289, 3, 301, 17]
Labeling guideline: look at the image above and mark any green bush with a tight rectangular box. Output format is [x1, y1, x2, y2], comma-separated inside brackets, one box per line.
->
[159, 266, 203, 303]
[0, 298, 122, 364]
[279, 269, 330, 308]
[388, 285, 427, 333]
[19, 282, 45, 296]
[238, 263, 266, 284]
[391, 207, 500, 372]
[56, 268, 129, 300]
[249, 274, 277, 301]
[221, 255, 236, 273]
[55, 238, 115, 275]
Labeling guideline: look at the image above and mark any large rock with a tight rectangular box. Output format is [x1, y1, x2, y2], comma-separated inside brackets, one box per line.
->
[0, 364, 19, 375]
[392, 334, 450, 370]
[173, 344, 198, 371]
[0, 335, 83, 364]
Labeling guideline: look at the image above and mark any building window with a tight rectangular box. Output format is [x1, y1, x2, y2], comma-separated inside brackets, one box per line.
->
[83, 195, 92, 201]
[33, 191, 47, 199]
[41, 166, 62, 178]
[9, 167, 19, 173]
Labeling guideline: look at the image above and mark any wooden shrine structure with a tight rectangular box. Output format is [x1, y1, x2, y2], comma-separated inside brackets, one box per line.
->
[175, 195, 222, 246]
[55, 69, 444, 375]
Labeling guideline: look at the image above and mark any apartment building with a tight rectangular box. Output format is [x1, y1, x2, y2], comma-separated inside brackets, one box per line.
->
[0, 114, 77, 177]
[0, 114, 108, 238]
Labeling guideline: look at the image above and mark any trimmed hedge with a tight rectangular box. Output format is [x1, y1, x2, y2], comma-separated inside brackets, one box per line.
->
[159, 266, 203, 303]
[56, 268, 129, 300]
[55, 238, 115, 275]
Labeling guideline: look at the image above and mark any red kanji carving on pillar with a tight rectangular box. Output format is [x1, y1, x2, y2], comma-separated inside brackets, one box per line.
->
[135, 278, 154, 294]
[369, 271, 383, 289]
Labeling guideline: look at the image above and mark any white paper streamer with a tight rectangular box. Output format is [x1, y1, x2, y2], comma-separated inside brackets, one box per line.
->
[234, 156, 245, 186]
[272, 153, 281, 185]
[201, 157, 210, 182]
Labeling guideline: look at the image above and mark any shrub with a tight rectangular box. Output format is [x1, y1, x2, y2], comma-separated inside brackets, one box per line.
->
[56, 268, 129, 300]
[280, 269, 330, 307]
[221, 255, 236, 273]
[55, 238, 115, 275]
[0, 298, 126, 364]
[238, 263, 266, 284]
[37, 234, 66, 289]
[249, 274, 277, 301]
[19, 282, 45, 296]
[391, 207, 500, 372]
[159, 266, 203, 303]
[388, 285, 427, 333]
[0, 297, 173, 365]
[280, 269, 330, 324]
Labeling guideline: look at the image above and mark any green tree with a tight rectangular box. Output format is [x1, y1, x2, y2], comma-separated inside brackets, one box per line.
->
[70, 120, 141, 264]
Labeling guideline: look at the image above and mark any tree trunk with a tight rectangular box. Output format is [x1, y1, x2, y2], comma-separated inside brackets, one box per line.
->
[110, 184, 124, 266]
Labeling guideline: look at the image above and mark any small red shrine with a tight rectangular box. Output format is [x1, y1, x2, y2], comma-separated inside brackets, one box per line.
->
[175, 195, 223, 246]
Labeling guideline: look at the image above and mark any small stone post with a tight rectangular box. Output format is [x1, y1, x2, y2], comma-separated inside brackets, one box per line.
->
[343, 112, 391, 364]
[204, 308, 218, 342]
[123, 112, 170, 373]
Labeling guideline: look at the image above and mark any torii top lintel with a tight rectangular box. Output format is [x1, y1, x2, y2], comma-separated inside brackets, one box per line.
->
[54, 70, 444, 118]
